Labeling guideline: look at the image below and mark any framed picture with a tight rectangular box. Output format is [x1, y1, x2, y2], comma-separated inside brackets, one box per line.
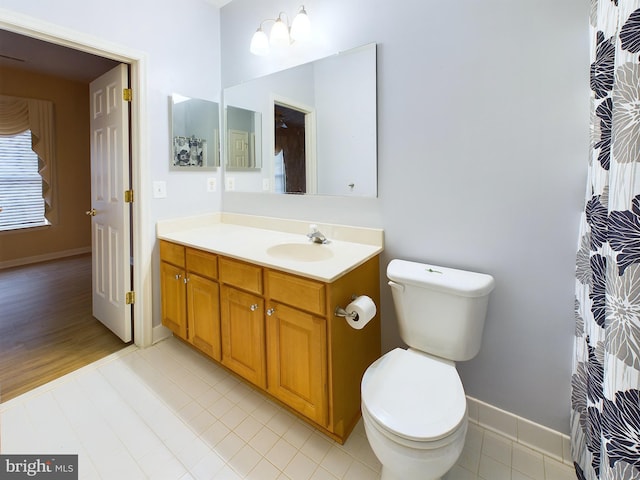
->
[173, 135, 206, 167]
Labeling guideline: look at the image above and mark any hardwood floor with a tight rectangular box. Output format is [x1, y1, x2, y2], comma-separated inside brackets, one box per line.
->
[0, 254, 128, 403]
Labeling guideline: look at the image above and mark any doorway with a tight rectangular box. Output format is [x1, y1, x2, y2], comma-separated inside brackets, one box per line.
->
[0, 40, 136, 400]
[0, 17, 152, 383]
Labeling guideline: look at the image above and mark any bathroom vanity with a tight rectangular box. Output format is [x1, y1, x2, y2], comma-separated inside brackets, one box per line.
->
[157, 214, 383, 443]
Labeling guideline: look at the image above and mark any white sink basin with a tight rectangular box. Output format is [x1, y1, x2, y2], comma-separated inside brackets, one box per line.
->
[266, 243, 334, 262]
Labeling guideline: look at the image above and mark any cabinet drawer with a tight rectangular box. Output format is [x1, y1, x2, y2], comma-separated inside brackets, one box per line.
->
[160, 240, 185, 268]
[267, 270, 326, 316]
[186, 248, 218, 279]
[219, 257, 263, 294]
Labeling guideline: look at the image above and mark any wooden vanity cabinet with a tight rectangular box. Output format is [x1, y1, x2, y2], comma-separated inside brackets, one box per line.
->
[160, 240, 381, 443]
[160, 241, 187, 339]
[265, 258, 381, 442]
[219, 258, 267, 389]
[322, 256, 381, 441]
[160, 240, 221, 360]
[265, 271, 329, 427]
[186, 248, 221, 360]
[266, 301, 328, 427]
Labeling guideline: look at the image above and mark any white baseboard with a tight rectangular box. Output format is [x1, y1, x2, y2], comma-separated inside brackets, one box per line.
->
[467, 396, 572, 466]
[0, 247, 91, 270]
[152, 324, 172, 345]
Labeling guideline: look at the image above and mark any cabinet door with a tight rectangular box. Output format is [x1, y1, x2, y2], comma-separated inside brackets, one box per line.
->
[220, 285, 266, 388]
[266, 302, 328, 426]
[160, 261, 187, 339]
[187, 274, 221, 361]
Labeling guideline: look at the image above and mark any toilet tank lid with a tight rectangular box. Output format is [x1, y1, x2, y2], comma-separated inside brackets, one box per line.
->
[387, 259, 495, 297]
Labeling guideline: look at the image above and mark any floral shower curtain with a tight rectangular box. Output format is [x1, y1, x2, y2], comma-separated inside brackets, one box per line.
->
[572, 1, 640, 479]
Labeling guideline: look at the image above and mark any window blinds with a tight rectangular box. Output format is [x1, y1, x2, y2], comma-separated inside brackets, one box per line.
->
[0, 130, 47, 231]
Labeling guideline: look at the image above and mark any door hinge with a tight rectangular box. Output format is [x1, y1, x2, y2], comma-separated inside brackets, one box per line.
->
[124, 189, 134, 203]
[123, 88, 132, 102]
[126, 291, 136, 305]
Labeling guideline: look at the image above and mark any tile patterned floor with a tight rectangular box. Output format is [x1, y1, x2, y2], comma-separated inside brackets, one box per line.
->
[0, 337, 576, 479]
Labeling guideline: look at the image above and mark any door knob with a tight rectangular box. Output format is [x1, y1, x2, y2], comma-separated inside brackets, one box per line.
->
[85, 208, 97, 216]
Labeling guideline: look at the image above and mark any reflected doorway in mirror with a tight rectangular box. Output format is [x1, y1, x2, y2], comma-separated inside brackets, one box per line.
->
[274, 102, 313, 194]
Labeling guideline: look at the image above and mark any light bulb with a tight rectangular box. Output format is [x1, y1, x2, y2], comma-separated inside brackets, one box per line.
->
[270, 17, 290, 48]
[250, 28, 269, 55]
[291, 7, 311, 42]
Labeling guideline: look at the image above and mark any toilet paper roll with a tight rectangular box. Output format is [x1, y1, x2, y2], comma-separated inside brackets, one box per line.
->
[345, 295, 377, 330]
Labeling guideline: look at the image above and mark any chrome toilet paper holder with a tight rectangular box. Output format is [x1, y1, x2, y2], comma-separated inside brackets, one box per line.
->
[334, 294, 359, 320]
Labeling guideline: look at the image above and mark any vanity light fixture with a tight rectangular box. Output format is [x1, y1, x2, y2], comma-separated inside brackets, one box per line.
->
[250, 5, 311, 56]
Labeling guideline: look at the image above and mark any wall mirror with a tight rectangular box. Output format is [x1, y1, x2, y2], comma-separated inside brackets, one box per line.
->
[170, 93, 220, 170]
[222, 43, 377, 196]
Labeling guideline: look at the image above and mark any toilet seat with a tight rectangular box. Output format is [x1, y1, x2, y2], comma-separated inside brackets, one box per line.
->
[361, 348, 467, 443]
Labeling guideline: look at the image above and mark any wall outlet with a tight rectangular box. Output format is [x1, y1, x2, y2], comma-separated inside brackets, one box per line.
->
[262, 178, 270, 191]
[206, 177, 217, 192]
[152, 180, 167, 198]
[225, 177, 235, 191]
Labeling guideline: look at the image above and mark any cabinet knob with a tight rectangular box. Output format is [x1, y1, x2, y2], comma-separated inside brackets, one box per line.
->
[184, 277, 189, 284]
[266, 308, 275, 316]
[250, 303, 259, 311]
[174, 274, 182, 280]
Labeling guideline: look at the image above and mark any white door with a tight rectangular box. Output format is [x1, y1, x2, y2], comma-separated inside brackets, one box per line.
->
[229, 129, 249, 168]
[89, 64, 132, 342]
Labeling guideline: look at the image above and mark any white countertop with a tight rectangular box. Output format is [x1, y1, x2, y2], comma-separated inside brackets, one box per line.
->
[157, 214, 384, 282]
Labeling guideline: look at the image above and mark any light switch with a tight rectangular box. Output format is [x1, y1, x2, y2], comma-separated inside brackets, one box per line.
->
[153, 181, 167, 198]
[225, 177, 235, 191]
[207, 177, 217, 192]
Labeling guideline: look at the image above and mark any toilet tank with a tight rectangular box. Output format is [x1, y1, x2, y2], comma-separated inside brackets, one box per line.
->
[387, 259, 495, 362]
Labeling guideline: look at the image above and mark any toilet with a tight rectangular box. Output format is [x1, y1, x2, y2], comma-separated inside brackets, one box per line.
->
[361, 259, 495, 480]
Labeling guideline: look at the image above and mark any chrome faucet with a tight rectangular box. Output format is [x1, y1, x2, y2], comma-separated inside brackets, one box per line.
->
[307, 224, 329, 244]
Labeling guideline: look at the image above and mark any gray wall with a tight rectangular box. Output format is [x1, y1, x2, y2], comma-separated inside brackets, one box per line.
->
[220, 0, 591, 434]
[0, 0, 590, 435]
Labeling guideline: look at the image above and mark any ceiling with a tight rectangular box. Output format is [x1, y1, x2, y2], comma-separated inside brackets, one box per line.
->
[0, 29, 121, 83]
[204, 0, 233, 6]
[0, 0, 233, 83]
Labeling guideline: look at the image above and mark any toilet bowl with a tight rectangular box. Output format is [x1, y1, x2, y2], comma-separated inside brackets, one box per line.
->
[361, 347, 468, 480]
